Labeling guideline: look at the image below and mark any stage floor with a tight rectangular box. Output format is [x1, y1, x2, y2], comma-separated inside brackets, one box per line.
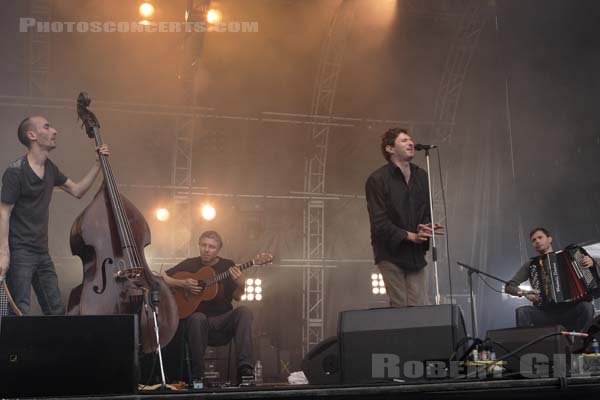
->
[19, 375, 600, 400]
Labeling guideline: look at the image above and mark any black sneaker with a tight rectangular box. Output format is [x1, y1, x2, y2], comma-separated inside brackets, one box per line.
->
[237, 365, 255, 385]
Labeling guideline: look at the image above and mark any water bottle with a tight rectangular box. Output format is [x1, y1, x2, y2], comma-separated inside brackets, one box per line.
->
[592, 339, 599, 354]
[254, 360, 263, 384]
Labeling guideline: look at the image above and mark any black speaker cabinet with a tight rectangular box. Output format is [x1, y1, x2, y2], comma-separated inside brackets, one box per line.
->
[487, 325, 572, 377]
[0, 315, 139, 397]
[338, 305, 466, 383]
[302, 336, 340, 385]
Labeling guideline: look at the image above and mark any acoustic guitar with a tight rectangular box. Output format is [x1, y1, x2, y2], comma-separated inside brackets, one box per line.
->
[171, 253, 273, 319]
[0, 276, 22, 316]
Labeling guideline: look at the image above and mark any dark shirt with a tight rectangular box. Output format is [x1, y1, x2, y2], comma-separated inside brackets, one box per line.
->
[1, 156, 68, 254]
[166, 256, 237, 317]
[505, 260, 531, 296]
[365, 162, 431, 270]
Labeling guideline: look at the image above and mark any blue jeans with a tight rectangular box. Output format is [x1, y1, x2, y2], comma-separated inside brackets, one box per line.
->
[6, 249, 65, 315]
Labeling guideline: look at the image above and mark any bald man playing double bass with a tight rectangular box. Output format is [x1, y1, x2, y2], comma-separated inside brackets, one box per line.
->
[0, 116, 109, 315]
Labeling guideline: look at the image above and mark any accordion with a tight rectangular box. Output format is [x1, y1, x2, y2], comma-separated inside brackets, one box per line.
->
[528, 245, 600, 305]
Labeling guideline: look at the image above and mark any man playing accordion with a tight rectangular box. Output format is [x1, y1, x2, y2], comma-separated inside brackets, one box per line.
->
[505, 227, 595, 332]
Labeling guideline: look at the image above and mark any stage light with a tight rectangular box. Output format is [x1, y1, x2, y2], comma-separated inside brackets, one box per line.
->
[371, 273, 385, 295]
[155, 208, 170, 222]
[201, 204, 216, 221]
[242, 276, 263, 301]
[207, 9, 222, 24]
[139, 2, 155, 19]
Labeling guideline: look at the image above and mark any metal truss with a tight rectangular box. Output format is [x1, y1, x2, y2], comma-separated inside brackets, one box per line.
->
[302, 0, 356, 356]
[170, 0, 211, 257]
[28, 0, 51, 100]
[429, 0, 486, 302]
[433, 0, 486, 144]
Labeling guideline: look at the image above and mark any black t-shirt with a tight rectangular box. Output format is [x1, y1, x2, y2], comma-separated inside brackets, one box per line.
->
[1, 156, 68, 254]
[166, 256, 238, 317]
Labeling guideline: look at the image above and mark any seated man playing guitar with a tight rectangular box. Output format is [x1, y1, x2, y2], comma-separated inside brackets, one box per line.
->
[161, 230, 254, 382]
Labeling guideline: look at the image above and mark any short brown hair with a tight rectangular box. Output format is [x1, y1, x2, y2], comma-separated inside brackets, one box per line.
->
[381, 128, 408, 161]
[529, 227, 551, 239]
[198, 230, 223, 249]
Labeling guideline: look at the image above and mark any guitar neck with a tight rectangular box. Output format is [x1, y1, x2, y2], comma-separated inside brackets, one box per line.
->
[205, 260, 255, 286]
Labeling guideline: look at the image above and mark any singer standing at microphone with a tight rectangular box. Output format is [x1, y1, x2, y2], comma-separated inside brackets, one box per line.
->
[365, 128, 442, 307]
[505, 227, 594, 331]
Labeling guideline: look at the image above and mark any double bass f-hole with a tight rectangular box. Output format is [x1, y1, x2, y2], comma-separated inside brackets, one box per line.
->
[93, 258, 113, 294]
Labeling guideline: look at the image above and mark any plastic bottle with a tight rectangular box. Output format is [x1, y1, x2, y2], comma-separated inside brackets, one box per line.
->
[254, 360, 263, 384]
[592, 339, 599, 354]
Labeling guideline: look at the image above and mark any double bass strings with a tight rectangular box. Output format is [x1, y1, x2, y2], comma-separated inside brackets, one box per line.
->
[93, 127, 144, 279]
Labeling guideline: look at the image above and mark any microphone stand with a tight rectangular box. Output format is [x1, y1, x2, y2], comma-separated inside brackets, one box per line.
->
[145, 288, 168, 390]
[456, 261, 511, 339]
[423, 148, 441, 305]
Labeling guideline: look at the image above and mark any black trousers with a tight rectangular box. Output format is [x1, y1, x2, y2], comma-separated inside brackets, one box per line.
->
[185, 306, 254, 379]
[515, 301, 594, 332]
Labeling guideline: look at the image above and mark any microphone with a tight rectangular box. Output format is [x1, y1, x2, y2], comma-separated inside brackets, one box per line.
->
[560, 331, 589, 337]
[414, 144, 437, 151]
[150, 281, 161, 308]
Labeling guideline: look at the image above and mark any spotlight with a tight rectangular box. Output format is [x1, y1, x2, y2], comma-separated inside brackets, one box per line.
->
[155, 208, 170, 222]
[371, 272, 386, 295]
[139, 2, 155, 19]
[242, 276, 263, 302]
[201, 204, 216, 221]
[206, 9, 222, 24]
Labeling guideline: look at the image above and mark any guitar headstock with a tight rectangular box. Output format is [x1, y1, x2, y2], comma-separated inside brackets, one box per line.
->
[253, 252, 274, 266]
[76, 92, 100, 138]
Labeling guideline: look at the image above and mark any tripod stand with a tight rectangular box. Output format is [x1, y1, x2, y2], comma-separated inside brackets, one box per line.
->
[456, 261, 511, 339]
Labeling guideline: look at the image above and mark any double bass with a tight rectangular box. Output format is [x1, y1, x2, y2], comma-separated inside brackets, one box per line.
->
[67, 92, 178, 353]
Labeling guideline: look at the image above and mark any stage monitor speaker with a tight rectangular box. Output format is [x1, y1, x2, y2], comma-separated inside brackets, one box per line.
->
[338, 305, 466, 383]
[486, 325, 571, 377]
[0, 315, 139, 397]
[301, 336, 340, 385]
